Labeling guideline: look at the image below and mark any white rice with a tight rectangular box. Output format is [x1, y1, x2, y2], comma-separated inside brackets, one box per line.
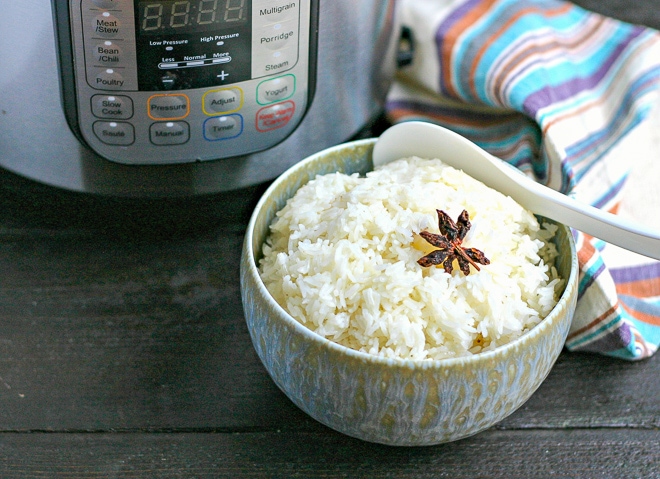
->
[259, 156, 563, 360]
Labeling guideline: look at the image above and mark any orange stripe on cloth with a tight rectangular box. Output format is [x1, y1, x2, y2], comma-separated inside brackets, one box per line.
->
[566, 304, 618, 341]
[441, 0, 500, 98]
[468, 3, 574, 99]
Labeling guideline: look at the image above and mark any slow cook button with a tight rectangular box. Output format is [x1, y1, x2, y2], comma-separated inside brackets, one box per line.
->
[257, 74, 295, 105]
[92, 12, 122, 38]
[204, 115, 243, 141]
[147, 94, 189, 120]
[91, 94, 133, 119]
[150, 121, 190, 145]
[256, 101, 295, 132]
[93, 121, 135, 145]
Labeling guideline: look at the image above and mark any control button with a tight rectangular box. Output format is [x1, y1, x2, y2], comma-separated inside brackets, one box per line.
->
[255, 1, 299, 22]
[92, 12, 121, 38]
[93, 68, 126, 90]
[91, 0, 123, 8]
[203, 88, 243, 115]
[91, 94, 133, 119]
[259, 19, 297, 50]
[150, 122, 190, 145]
[257, 75, 295, 105]
[204, 115, 243, 141]
[92, 40, 123, 66]
[147, 94, 189, 120]
[93, 121, 135, 145]
[256, 101, 295, 132]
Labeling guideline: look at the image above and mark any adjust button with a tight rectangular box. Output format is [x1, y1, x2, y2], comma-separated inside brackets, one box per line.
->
[147, 94, 189, 120]
[150, 121, 190, 145]
[93, 121, 135, 145]
[91, 94, 133, 119]
[203, 87, 243, 115]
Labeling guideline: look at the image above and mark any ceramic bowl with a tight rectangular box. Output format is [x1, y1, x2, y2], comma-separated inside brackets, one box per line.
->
[240, 138, 578, 446]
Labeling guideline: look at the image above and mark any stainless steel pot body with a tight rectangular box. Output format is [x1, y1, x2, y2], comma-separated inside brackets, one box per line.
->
[0, 1, 399, 196]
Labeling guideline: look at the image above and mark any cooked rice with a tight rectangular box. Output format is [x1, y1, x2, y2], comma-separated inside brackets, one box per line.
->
[259, 157, 563, 360]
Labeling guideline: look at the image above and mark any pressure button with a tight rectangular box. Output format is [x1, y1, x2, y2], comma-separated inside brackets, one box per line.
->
[148, 94, 189, 120]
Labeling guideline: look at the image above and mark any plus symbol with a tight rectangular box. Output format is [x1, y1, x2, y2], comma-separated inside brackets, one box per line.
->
[217, 70, 229, 81]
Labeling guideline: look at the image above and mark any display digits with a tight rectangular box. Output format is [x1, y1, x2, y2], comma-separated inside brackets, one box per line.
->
[140, 0, 246, 33]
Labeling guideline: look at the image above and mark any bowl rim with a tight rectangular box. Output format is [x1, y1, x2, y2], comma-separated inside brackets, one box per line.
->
[243, 139, 579, 370]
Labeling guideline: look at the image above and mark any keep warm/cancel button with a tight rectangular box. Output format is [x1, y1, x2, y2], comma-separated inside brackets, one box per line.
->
[256, 101, 295, 132]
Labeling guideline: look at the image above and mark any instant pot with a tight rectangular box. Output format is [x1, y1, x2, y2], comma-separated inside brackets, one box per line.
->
[0, 0, 400, 197]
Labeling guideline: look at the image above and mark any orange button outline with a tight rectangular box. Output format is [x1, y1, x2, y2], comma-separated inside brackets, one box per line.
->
[147, 93, 190, 121]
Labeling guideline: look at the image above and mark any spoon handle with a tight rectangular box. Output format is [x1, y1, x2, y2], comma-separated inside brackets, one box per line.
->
[373, 121, 660, 260]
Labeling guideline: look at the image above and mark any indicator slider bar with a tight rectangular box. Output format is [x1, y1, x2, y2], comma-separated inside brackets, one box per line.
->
[158, 57, 231, 70]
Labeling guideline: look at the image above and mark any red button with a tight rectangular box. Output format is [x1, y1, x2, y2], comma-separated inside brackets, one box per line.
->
[256, 101, 295, 132]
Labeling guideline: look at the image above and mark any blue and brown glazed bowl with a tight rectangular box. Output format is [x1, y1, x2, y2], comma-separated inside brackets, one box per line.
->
[240, 138, 578, 446]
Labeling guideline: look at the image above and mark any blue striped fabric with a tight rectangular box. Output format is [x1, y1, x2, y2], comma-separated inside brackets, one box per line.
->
[386, 0, 660, 359]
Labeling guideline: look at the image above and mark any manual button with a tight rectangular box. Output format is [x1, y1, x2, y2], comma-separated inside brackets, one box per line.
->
[150, 121, 190, 145]
[93, 121, 135, 146]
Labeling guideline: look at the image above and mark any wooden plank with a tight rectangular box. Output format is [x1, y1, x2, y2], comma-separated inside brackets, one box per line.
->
[0, 429, 658, 478]
[0, 195, 658, 431]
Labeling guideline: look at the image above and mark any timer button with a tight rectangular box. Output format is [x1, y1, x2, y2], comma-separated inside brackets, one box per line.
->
[147, 94, 190, 120]
[91, 94, 133, 119]
[150, 122, 190, 146]
[92, 12, 122, 38]
[93, 121, 135, 146]
[203, 88, 243, 115]
[204, 115, 243, 141]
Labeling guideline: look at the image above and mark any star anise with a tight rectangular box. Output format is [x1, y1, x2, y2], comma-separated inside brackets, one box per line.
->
[416, 209, 490, 275]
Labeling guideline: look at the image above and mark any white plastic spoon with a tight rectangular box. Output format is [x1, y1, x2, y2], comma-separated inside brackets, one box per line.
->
[372, 121, 660, 260]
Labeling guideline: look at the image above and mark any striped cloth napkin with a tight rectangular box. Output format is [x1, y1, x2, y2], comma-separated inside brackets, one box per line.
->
[386, 0, 660, 359]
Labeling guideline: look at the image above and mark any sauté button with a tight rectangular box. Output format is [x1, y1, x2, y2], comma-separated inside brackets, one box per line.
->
[93, 121, 135, 145]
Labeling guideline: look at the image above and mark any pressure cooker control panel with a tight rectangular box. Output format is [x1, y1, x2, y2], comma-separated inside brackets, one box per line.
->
[64, 0, 317, 165]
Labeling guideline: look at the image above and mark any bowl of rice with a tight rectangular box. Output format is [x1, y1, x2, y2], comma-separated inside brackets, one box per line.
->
[240, 136, 578, 446]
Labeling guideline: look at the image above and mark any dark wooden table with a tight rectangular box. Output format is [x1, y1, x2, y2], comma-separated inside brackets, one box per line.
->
[1, 2, 659, 477]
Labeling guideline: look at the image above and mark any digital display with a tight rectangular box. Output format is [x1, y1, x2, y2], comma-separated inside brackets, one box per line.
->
[137, 0, 248, 35]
